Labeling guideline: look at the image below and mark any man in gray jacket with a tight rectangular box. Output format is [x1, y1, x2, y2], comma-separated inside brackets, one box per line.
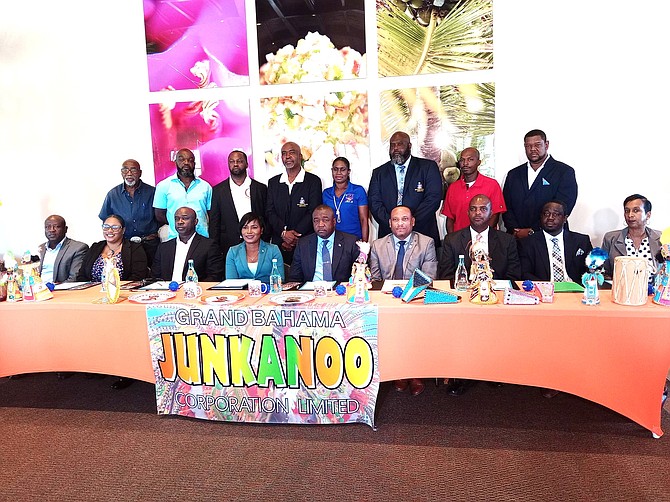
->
[38, 214, 88, 283]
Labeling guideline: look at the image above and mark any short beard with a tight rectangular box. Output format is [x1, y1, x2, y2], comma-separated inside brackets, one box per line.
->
[125, 179, 137, 187]
[391, 152, 407, 165]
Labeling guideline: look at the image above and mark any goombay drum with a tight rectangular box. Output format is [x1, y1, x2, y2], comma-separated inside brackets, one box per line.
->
[612, 256, 648, 306]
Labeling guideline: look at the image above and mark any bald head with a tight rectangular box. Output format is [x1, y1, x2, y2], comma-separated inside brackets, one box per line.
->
[174, 206, 198, 241]
[468, 194, 492, 232]
[281, 142, 302, 172]
[121, 159, 141, 187]
[389, 131, 411, 165]
[44, 215, 67, 248]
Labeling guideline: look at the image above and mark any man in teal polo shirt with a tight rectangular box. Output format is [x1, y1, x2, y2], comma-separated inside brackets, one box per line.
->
[154, 148, 212, 239]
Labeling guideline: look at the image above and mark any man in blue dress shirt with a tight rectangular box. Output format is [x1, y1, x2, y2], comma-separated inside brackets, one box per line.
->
[99, 159, 160, 265]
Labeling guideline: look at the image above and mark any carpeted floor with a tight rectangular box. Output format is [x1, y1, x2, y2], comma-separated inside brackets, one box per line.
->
[1, 374, 669, 501]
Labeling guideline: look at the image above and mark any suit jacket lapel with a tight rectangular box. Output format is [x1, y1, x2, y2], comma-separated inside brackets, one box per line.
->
[308, 235, 318, 279]
[222, 179, 235, 213]
[331, 233, 342, 272]
[529, 158, 554, 192]
[539, 236, 551, 278]
[53, 238, 70, 280]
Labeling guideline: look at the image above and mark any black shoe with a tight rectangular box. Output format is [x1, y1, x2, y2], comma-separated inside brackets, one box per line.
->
[444, 378, 469, 396]
[111, 378, 135, 390]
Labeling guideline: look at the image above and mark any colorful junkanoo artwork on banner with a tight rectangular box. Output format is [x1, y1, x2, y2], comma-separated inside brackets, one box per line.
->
[146, 303, 379, 426]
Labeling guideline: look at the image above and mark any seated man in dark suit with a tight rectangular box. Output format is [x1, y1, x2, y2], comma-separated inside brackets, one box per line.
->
[152, 207, 224, 282]
[288, 205, 359, 283]
[438, 194, 521, 396]
[439, 194, 521, 282]
[519, 200, 593, 283]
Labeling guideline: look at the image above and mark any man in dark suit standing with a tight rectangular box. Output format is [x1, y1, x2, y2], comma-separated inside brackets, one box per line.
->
[439, 194, 521, 282]
[266, 141, 322, 263]
[519, 200, 593, 283]
[38, 215, 89, 283]
[151, 207, 224, 282]
[209, 150, 268, 260]
[288, 205, 359, 284]
[368, 131, 442, 246]
[502, 129, 578, 239]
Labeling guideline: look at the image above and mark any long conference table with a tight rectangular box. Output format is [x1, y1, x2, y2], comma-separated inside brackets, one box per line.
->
[2, 281, 669, 437]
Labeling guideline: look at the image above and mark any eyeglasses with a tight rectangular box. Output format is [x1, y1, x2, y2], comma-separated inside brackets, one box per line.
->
[542, 211, 564, 218]
[102, 224, 123, 231]
[121, 168, 140, 174]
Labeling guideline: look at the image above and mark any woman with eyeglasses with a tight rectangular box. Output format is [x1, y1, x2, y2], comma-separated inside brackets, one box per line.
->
[77, 215, 147, 390]
[77, 214, 148, 282]
[322, 157, 369, 241]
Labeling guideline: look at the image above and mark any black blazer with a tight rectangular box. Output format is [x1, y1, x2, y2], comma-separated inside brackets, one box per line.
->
[209, 177, 269, 259]
[502, 156, 578, 232]
[288, 231, 359, 283]
[151, 233, 224, 282]
[438, 227, 521, 281]
[266, 170, 322, 245]
[368, 156, 442, 245]
[518, 230, 593, 283]
[76, 239, 148, 281]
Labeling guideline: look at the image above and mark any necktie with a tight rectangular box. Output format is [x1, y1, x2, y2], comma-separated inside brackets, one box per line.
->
[397, 165, 406, 205]
[475, 233, 483, 243]
[551, 237, 565, 282]
[393, 241, 406, 280]
[322, 240, 332, 281]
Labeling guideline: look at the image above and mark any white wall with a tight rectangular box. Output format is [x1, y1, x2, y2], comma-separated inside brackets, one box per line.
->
[1, 1, 668, 256]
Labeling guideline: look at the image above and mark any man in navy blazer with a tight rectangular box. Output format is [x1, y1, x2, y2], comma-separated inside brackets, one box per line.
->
[519, 201, 593, 283]
[288, 205, 359, 283]
[38, 214, 89, 283]
[151, 207, 224, 282]
[368, 131, 442, 246]
[209, 150, 269, 259]
[439, 195, 521, 282]
[502, 129, 578, 238]
[266, 141, 322, 263]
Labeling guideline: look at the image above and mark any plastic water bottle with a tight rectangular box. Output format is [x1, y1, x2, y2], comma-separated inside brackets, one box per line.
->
[455, 254, 469, 292]
[269, 258, 282, 294]
[185, 259, 198, 283]
[183, 259, 201, 299]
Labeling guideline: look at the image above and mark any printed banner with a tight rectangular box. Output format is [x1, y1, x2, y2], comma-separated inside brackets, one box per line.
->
[146, 302, 379, 427]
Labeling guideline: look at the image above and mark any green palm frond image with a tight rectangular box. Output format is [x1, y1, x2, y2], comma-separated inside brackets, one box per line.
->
[380, 83, 495, 141]
[378, 0, 493, 76]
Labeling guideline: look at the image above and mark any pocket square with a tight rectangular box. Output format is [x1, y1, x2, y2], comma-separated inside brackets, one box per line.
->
[542, 178, 550, 186]
[576, 248, 585, 256]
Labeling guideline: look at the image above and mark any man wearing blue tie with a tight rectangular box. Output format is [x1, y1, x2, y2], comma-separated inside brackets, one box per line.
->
[288, 205, 359, 283]
[368, 131, 442, 246]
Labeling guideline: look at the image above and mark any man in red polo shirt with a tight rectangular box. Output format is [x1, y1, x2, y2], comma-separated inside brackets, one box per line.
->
[441, 147, 506, 234]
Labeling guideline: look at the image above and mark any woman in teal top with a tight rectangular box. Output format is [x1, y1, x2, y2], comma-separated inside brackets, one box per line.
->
[225, 212, 284, 283]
